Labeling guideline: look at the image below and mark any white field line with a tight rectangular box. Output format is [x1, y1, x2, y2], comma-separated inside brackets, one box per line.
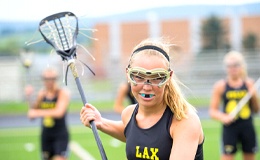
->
[69, 141, 96, 160]
[0, 126, 93, 137]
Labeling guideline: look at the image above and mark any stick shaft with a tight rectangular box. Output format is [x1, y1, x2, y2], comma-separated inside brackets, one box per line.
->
[229, 77, 260, 118]
[69, 62, 108, 160]
[75, 77, 87, 104]
[25, 68, 31, 85]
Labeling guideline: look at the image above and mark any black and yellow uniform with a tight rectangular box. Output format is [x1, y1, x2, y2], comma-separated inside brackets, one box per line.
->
[124, 105, 204, 160]
[40, 90, 69, 160]
[221, 81, 258, 154]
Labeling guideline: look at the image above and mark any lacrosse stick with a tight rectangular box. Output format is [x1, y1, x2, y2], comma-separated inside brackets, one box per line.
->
[20, 49, 35, 109]
[38, 11, 107, 160]
[20, 48, 34, 85]
[229, 77, 260, 119]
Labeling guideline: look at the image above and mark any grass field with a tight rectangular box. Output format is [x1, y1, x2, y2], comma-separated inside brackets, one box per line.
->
[0, 96, 210, 115]
[0, 99, 259, 159]
[0, 118, 259, 160]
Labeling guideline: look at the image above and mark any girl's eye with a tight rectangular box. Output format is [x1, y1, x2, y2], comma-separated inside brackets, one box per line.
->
[155, 77, 163, 80]
[134, 75, 144, 80]
[152, 77, 165, 81]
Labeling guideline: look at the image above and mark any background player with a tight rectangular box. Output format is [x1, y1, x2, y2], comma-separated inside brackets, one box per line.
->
[25, 67, 71, 160]
[209, 51, 259, 160]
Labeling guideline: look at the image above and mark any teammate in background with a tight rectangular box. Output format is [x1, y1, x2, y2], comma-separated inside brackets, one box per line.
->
[80, 38, 204, 159]
[113, 82, 137, 114]
[25, 67, 70, 160]
[209, 51, 259, 160]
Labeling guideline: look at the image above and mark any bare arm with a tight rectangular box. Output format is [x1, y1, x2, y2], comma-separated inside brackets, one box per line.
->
[81, 103, 126, 142]
[113, 83, 128, 113]
[170, 110, 204, 159]
[27, 88, 70, 119]
[209, 80, 234, 125]
[24, 85, 42, 109]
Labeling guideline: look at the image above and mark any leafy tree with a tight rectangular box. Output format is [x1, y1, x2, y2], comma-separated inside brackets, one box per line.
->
[0, 38, 20, 56]
[201, 15, 230, 51]
[242, 33, 257, 50]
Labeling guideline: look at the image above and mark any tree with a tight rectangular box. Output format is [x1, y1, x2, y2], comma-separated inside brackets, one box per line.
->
[242, 33, 257, 51]
[201, 15, 230, 51]
[0, 38, 20, 56]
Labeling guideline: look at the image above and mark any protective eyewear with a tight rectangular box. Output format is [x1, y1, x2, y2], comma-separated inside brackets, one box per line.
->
[42, 77, 57, 81]
[127, 67, 171, 87]
[225, 62, 241, 68]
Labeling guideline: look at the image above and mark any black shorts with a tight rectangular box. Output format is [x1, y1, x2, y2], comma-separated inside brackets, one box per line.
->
[41, 131, 69, 160]
[221, 120, 258, 154]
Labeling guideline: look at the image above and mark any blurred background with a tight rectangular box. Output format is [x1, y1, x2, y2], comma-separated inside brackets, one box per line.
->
[0, 0, 259, 102]
[0, 0, 259, 159]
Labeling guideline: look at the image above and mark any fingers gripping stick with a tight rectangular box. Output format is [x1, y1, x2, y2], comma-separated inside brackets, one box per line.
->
[38, 12, 107, 160]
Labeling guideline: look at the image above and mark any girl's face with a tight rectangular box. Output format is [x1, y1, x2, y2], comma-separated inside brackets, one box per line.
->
[128, 54, 170, 108]
[225, 58, 242, 79]
[42, 70, 57, 90]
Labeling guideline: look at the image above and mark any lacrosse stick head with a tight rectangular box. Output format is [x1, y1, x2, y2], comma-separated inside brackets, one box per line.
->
[38, 11, 78, 61]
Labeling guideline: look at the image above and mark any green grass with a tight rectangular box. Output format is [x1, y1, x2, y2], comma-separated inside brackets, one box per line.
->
[0, 119, 259, 160]
[0, 97, 209, 115]
[0, 100, 115, 115]
[0, 126, 126, 160]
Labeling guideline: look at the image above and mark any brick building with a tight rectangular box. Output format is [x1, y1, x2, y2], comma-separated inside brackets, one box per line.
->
[83, 3, 260, 77]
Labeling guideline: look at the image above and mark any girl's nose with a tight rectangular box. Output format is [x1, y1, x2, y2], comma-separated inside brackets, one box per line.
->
[142, 81, 153, 90]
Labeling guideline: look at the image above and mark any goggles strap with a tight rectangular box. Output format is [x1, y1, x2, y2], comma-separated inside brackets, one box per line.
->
[132, 45, 169, 61]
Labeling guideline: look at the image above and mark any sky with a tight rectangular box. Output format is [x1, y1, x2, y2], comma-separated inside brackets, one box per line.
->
[1, 0, 260, 21]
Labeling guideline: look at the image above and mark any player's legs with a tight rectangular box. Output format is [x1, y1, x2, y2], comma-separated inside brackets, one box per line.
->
[52, 155, 67, 160]
[242, 153, 255, 160]
[221, 126, 238, 160]
[240, 122, 258, 160]
[41, 135, 54, 160]
[221, 154, 235, 160]
[52, 132, 69, 160]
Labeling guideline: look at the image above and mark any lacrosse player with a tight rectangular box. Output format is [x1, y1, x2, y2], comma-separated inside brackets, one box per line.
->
[25, 67, 70, 160]
[81, 38, 204, 160]
[209, 51, 259, 160]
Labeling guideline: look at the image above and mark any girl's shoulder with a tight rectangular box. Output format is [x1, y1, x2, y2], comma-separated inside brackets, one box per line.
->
[37, 88, 46, 97]
[121, 104, 136, 126]
[212, 79, 226, 94]
[245, 77, 255, 86]
[170, 108, 202, 139]
[58, 87, 70, 95]
[214, 79, 226, 88]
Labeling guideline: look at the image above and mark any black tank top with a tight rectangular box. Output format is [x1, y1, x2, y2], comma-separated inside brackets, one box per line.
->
[40, 90, 67, 134]
[124, 105, 204, 160]
[222, 81, 252, 123]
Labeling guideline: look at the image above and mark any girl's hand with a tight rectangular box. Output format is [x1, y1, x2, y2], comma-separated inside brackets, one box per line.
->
[221, 113, 235, 125]
[27, 109, 37, 119]
[80, 103, 102, 129]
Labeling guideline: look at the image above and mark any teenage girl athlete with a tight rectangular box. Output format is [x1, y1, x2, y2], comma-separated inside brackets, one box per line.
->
[113, 82, 137, 114]
[80, 38, 204, 159]
[209, 51, 259, 160]
[25, 67, 70, 160]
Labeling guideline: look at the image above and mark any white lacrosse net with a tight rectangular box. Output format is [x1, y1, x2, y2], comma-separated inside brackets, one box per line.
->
[39, 13, 77, 51]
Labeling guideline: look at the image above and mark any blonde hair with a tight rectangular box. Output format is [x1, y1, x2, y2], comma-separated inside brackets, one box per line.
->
[42, 66, 59, 78]
[128, 38, 195, 120]
[224, 51, 247, 79]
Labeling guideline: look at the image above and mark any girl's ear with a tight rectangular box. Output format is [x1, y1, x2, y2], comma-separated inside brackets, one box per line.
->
[125, 68, 129, 81]
[170, 70, 174, 77]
